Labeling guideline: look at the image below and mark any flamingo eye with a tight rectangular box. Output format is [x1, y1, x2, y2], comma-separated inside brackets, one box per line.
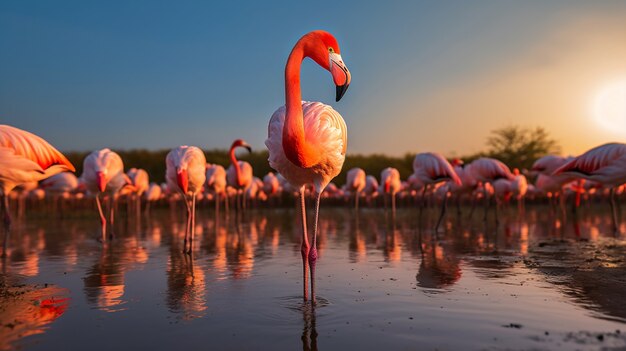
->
[328, 47, 334, 53]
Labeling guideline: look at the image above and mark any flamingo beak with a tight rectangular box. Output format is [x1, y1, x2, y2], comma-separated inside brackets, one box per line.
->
[330, 52, 350, 102]
[242, 142, 252, 153]
[177, 168, 189, 194]
[96, 172, 106, 192]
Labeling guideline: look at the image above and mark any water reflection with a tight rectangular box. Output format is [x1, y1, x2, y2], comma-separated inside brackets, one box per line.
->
[416, 232, 461, 291]
[2, 206, 626, 349]
[0, 282, 68, 351]
[301, 305, 318, 351]
[166, 251, 207, 320]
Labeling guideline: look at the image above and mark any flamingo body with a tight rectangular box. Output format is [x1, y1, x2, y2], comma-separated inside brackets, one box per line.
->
[266, 102, 347, 193]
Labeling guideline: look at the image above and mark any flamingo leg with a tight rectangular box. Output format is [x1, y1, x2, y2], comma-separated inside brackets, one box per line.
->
[111, 197, 118, 238]
[610, 188, 619, 235]
[299, 187, 310, 301]
[355, 191, 359, 212]
[1, 194, 11, 258]
[309, 193, 322, 304]
[391, 192, 396, 218]
[95, 195, 107, 241]
[419, 186, 427, 222]
[435, 191, 448, 232]
[483, 186, 489, 221]
[189, 195, 197, 254]
[184, 197, 192, 254]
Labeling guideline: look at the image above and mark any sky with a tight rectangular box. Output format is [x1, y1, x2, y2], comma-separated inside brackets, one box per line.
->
[1, 0, 625, 157]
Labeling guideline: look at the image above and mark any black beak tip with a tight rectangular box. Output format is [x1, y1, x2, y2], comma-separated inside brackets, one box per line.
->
[336, 84, 349, 102]
[245, 146, 252, 153]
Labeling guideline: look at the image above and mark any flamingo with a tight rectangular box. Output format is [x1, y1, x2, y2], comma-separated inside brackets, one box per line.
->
[263, 172, 281, 205]
[226, 139, 253, 213]
[206, 163, 228, 214]
[82, 148, 131, 240]
[379, 167, 401, 215]
[412, 153, 461, 231]
[265, 30, 351, 302]
[345, 168, 366, 210]
[0, 125, 75, 255]
[127, 168, 149, 217]
[468, 157, 515, 223]
[510, 168, 528, 212]
[363, 175, 379, 205]
[447, 159, 478, 216]
[166, 146, 206, 254]
[39, 172, 78, 217]
[554, 143, 626, 233]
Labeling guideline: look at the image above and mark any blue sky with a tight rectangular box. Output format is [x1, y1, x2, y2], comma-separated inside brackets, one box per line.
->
[2, 1, 625, 156]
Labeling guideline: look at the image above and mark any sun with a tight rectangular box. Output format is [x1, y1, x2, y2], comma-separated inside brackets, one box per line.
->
[593, 79, 626, 137]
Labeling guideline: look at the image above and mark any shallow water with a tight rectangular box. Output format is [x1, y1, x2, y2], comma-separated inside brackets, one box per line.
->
[2, 204, 626, 351]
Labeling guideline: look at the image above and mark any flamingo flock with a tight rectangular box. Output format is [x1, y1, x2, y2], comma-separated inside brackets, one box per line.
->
[2, 30, 626, 305]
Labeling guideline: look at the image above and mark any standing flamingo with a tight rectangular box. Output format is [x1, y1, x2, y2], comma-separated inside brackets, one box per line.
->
[265, 30, 351, 302]
[127, 168, 149, 217]
[206, 163, 228, 214]
[510, 168, 528, 213]
[0, 125, 75, 255]
[412, 152, 461, 231]
[554, 143, 626, 233]
[379, 167, 401, 215]
[345, 168, 366, 211]
[165, 145, 206, 255]
[166, 146, 206, 254]
[226, 139, 253, 213]
[468, 157, 515, 223]
[82, 149, 131, 240]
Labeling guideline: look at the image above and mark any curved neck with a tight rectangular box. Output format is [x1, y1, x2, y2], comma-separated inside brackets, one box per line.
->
[229, 147, 243, 187]
[283, 41, 320, 168]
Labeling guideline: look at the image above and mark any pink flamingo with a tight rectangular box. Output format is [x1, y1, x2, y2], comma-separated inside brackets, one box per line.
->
[346, 168, 366, 210]
[412, 152, 461, 231]
[265, 30, 350, 302]
[127, 168, 149, 217]
[554, 143, 626, 233]
[0, 125, 75, 255]
[166, 146, 206, 254]
[226, 139, 253, 213]
[510, 168, 528, 212]
[468, 157, 515, 223]
[206, 163, 228, 214]
[379, 167, 401, 215]
[82, 149, 132, 240]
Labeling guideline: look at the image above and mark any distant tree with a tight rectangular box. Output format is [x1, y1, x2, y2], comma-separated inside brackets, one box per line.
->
[484, 125, 561, 170]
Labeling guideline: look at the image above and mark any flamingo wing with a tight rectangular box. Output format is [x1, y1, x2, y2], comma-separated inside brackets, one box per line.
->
[0, 125, 75, 172]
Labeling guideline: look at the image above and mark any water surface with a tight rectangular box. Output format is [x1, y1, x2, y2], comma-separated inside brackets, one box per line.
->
[2, 205, 626, 350]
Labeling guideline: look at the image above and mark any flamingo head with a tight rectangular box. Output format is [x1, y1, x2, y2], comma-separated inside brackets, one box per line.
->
[230, 139, 252, 153]
[304, 30, 351, 102]
[96, 171, 107, 192]
[176, 167, 189, 194]
[513, 168, 520, 176]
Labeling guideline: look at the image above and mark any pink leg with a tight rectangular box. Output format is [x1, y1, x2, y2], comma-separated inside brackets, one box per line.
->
[189, 195, 197, 254]
[184, 197, 192, 254]
[95, 195, 107, 241]
[308, 193, 322, 304]
[299, 187, 310, 301]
